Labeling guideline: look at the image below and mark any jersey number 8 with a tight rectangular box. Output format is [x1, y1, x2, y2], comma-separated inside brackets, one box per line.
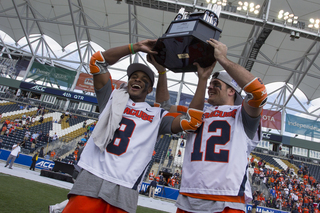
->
[106, 117, 136, 156]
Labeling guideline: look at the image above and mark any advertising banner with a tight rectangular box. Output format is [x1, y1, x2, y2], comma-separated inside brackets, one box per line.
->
[139, 182, 179, 200]
[262, 133, 282, 142]
[262, 109, 281, 131]
[285, 114, 320, 139]
[246, 204, 289, 213]
[28, 62, 76, 88]
[0, 149, 54, 170]
[75, 73, 94, 93]
[75, 73, 128, 93]
[112, 80, 127, 89]
[20, 81, 98, 104]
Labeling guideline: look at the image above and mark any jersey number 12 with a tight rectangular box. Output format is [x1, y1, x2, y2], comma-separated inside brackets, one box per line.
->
[191, 120, 230, 162]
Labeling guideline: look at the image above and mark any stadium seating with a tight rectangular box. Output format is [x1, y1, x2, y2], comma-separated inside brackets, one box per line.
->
[292, 161, 320, 181]
[153, 135, 172, 163]
[0, 102, 21, 114]
[253, 152, 283, 170]
[143, 135, 172, 180]
[0, 99, 98, 156]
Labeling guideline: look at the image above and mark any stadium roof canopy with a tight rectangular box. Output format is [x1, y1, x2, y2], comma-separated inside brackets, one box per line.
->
[0, 0, 320, 129]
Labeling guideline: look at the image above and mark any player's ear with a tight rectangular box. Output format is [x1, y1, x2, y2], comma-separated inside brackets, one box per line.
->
[147, 86, 153, 94]
[228, 87, 236, 96]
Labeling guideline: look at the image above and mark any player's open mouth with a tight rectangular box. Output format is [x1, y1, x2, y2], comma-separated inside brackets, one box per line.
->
[131, 84, 142, 90]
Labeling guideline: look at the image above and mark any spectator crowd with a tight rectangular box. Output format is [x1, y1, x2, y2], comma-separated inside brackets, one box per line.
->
[251, 157, 320, 212]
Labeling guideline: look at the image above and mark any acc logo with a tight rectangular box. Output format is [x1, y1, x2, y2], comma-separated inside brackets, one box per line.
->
[262, 133, 271, 139]
[36, 161, 54, 169]
[30, 85, 46, 92]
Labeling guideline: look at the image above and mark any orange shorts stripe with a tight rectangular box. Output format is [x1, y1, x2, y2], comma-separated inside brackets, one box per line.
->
[62, 195, 127, 213]
[176, 207, 245, 213]
[180, 193, 246, 203]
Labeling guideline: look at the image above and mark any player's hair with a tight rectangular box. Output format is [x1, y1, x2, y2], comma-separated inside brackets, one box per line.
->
[225, 84, 237, 103]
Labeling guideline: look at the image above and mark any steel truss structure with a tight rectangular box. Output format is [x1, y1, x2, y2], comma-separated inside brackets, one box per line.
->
[0, 0, 320, 137]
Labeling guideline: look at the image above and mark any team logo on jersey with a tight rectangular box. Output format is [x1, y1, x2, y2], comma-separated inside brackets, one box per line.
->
[132, 103, 135, 106]
[123, 107, 154, 122]
[204, 109, 237, 119]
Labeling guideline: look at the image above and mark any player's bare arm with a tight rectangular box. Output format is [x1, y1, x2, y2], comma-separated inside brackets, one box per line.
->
[207, 38, 267, 117]
[149, 54, 185, 113]
[148, 54, 185, 114]
[166, 63, 214, 133]
[147, 54, 171, 108]
[188, 62, 216, 110]
[90, 39, 157, 90]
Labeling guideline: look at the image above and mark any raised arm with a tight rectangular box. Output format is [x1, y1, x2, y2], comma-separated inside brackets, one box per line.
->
[146, 54, 169, 104]
[90, 39, 158, 90]
[169, 64, 214, 133]
[188, 62, 216, 110]
[147, 54, 179, 113]
[207, 38, 267, 117]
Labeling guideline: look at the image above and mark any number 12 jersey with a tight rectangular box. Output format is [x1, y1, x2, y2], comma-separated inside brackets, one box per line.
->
[179, 104, 261, 204]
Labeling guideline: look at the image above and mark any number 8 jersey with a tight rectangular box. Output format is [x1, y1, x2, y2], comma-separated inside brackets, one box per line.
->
[78, 90, 170, 190]
[179, 104, 261, 204]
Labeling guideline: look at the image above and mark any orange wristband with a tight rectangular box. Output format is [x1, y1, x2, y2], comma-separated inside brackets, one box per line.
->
[128, 43, 135, 54]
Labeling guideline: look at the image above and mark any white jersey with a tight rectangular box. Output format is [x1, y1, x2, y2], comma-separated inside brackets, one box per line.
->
[79, 91, 168, 190]
[10, 144, 21, 156]
[179, 105, 261, 203]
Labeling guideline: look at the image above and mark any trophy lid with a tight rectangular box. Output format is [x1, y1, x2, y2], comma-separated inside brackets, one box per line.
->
[188, 11, 205, 19]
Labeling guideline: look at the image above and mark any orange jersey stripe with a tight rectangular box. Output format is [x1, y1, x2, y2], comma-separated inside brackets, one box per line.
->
[177, 207, 245, 213]
[180, 193, 246, 203]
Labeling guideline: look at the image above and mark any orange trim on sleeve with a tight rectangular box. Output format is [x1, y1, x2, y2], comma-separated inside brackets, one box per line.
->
[62, 195, 127, 213]
[177, 207, 244, 213]
[109, 75, 114, 91]
[177, 105, 188, 113]
[180, 193, 246, 203]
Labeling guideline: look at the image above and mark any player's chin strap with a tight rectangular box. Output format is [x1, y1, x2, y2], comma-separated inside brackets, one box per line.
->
[90, 51, 109, 75]
[180, 108, 204, 132]
[243, 77, 268, 108]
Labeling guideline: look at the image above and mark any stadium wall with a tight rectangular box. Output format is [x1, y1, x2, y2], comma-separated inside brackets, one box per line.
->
[0, 149, 55, 170]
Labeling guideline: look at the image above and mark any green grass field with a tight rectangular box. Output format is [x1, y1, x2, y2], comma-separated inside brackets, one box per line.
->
[0, 173, 168, 213]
